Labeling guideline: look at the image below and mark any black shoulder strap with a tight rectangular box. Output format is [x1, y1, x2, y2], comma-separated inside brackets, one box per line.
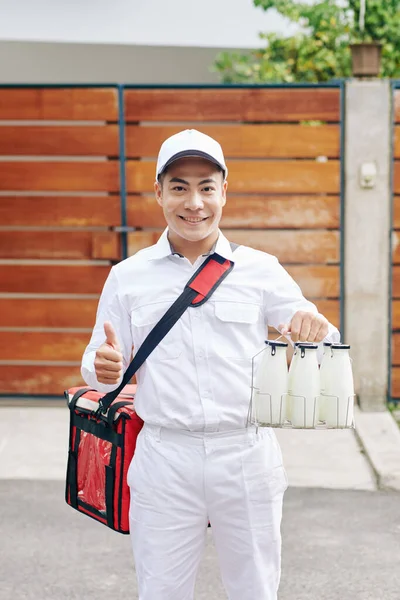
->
[97, 245, 239, 415]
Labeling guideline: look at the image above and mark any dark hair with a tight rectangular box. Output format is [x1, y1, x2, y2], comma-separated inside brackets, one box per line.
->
[158, 164, 224, 187]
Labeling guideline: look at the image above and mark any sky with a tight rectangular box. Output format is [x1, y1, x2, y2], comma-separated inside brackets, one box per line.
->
[0, 0, 300, 48]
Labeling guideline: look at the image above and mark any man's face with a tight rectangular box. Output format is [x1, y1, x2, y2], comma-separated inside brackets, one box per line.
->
[154, 157, 227, 243]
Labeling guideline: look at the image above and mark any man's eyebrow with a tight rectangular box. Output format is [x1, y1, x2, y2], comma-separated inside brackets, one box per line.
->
[198, 178, 216, 185]
[169, 177, 189, 185]
[168, 177, 217, 185]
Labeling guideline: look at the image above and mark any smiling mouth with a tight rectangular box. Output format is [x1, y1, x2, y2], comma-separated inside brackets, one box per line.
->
[178, 216, 209, 223]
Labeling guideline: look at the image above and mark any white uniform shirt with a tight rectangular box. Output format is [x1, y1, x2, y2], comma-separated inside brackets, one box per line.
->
[81, 228, 340, 432]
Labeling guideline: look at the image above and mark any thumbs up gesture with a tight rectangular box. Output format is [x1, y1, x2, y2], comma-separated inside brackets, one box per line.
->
[94, 321, 124, 384]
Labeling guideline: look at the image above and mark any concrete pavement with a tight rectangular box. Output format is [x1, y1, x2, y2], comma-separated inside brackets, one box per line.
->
[1, 482, 400, 600]
[2, 403, 400, 599]
[0, 406, 378, 489]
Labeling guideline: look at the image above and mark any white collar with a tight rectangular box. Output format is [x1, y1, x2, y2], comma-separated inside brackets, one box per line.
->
[147, 227, 234, 262]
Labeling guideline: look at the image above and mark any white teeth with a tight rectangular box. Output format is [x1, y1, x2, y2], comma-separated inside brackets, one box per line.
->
[181, 217, 205, 222]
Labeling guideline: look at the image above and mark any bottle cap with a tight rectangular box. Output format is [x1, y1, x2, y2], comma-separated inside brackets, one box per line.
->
[331, 343, 350, 350]
[323, 342, 332, 347]
[297, 343, 318, 349]
[266, 339, 288, 348]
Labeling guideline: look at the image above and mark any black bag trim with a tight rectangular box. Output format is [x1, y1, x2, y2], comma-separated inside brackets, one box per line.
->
[72, 413, 122, 447]
[105, 464, 115, 529]
[69, 387, 95, 410]
[107, 400, 132, 424]
[67, 427, 81, 510]
[118, 419, 126, 531]
[66, 450, 78, 509]
[75, 500, 129, 535]
[78, 499, 106, 520]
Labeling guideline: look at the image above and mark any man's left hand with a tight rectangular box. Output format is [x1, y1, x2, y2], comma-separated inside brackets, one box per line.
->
[279, 311, 329, 343]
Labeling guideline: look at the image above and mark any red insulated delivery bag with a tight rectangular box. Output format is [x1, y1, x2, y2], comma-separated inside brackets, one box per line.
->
[65, 249, 237, 534]
[65, 385, 142, 533]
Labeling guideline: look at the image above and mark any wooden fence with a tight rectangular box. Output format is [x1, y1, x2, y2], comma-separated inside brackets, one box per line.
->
[0, 85, 342, 396]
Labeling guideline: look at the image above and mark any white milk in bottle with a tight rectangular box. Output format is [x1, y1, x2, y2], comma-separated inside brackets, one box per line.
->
[287, 342, 301, 421]
[289, 343, 320, 428]
[323, 343, 355, 428]
[319, 342, 332, 423]
[253, 340, 289, 425]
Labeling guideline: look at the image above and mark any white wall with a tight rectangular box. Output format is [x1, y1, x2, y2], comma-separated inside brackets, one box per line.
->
[0, 40, 245, 84]
[0, 0, 296, 48]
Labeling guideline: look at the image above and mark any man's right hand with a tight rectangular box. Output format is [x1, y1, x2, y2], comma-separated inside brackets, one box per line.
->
[94, 322, 124, 384]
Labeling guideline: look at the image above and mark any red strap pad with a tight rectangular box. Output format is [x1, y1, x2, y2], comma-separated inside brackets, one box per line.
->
[188, 257, 233, 305]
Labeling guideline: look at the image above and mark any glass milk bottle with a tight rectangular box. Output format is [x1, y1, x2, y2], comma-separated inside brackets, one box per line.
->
[323, 343, 355, 428]
[287, 342, 301, 420]
[319, 342, 332, 423]
[290, 343, 320, 428]
[254, 340, 288, 425]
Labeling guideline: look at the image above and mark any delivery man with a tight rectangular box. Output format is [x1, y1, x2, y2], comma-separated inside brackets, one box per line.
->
[81, 129, 340, 600]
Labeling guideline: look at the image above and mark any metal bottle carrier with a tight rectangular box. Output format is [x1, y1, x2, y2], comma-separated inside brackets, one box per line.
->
[247, 345, 356, 430]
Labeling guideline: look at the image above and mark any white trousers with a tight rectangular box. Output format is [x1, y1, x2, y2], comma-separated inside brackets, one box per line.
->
[127, 423, 288, 600]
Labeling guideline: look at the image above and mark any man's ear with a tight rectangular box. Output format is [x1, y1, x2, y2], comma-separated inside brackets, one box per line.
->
[221, 179, 228, 207]
[154, 180, 163, 207]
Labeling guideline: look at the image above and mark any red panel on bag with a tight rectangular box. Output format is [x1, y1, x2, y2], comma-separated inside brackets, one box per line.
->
[77, 425, 112, 512]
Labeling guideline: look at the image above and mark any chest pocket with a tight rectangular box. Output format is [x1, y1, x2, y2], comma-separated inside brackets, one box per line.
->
[131, 301, 183, 361]
[210, 301, 261, 359]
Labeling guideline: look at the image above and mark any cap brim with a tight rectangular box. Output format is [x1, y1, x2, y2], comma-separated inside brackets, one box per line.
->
[158, 150, 226, 179]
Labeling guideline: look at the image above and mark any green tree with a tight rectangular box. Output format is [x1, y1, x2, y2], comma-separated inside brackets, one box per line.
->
[213, 0, 400, 83]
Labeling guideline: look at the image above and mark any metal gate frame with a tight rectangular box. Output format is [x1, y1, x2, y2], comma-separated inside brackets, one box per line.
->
[0, 81, 345, 400]
[388, 80, 400, 404]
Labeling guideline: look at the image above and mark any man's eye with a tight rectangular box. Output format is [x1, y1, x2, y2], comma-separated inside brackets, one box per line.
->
[202, 187, 215, 192]
[173, 186, 185, 191]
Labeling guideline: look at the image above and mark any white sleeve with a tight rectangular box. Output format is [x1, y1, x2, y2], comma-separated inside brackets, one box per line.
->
[81, 267, 133, 393]
[265, 257, 340, 361]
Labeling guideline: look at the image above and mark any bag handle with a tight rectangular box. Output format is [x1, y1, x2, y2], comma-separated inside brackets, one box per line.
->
[96, 246, 238, 415]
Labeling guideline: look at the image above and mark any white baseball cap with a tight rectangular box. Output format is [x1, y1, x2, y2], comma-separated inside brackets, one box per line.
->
[156, 129, 228, 180]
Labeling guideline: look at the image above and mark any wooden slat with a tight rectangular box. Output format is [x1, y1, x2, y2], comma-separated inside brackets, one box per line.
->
[126, 124, 340, 158]
[0, 196, 120, 227]
[0, 125, 119, 156]
[313, 299, 340, 327]
[391, 367, 400, 398]
[394, 162, 400, 194]
[124, 88, 340, 122]
[392, 267, 400, 298]
[127, 194, 340, 229]
[0, 88, 118, 120]
[392, 333, 400, 365]
[0, 331, 89, 361]
[0, 365, 85, 395]
[267, 300, 340, 328]
[128, 231, 163, 255]
[226, 230, 339, 264]
[127, 160, 340, 194]
[392, 230, 400, 264]
[0, 162, 119, 192]
[127, 230, 339, 264]
[395, 91, 400, 123]
[393, 300, 400, 330]
[0, 231, 120, 260]
[0, 298, 98, 328]
[0, 265, 110, 294]
[285, 265, 339, 298]
[393, 196, 400, 229]
[394, 127, 400, 158]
